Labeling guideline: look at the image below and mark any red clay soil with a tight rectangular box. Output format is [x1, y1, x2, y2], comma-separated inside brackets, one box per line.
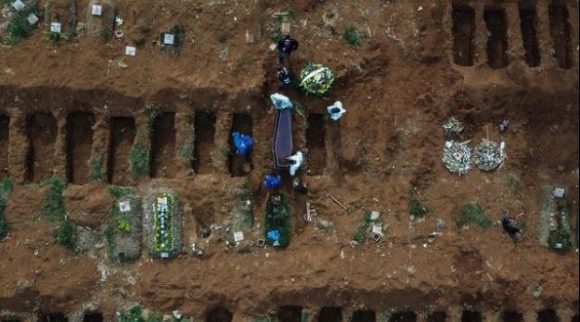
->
[0, 0, 579, 320]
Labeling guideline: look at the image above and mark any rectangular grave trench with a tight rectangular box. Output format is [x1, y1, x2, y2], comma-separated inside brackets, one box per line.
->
[502, 311, 523, 322]
[0, 113, 9, 179]
[427, 312, 447, 322]
[83, 312, 103, 322]
[193, 111, 216, 174]
[351, 310, 376, 322]
[391, 312, 417, 322]
[461, 311, 482, 322]
[39, 313, 68, 322]
[150, 112, 177, 178]
[317, 307, 342, 322]
[485, 8, 509, 69]
[306, 113, 326, 175]
[107, 117, 136, 185]
[549, 2, 573, 69]
[0, 317, 21, 322]
[66, 112, 95, 185]
[228, 113, 253, 177]
[278, 306, 303, 322]
[537, 309, 559, 322]
[452, 4, 476, 66]
[26, 113, 58, 183]
[519, 5, 541, 67]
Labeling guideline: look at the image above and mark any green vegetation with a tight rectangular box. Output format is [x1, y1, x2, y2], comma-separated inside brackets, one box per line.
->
[146, 104, 160, 133]
[344, 26, 363, 46]
[42, 176, 76, 250]
[352, 211, 373, 244]
[547, 220, 573, 251]
[456, 202, 493, 230]
[88, 155, 106, 182]
[42, 176, 67, 222]
[227, 186, 254, 245]
[56, 219, 76, 250]
[264, 194, 291, 247]
[408, 190, 428, 219]
[179, 139, 194, 165]
[0, 178, 13, 239]
[107, 186, 134, 258]
[506, 173, 522, 193]
[152, 192, 175, 253]
[117, 306, 163, 322]
[4, 4, 40, 45]
[129, 141, 150, 177]
[43, 31, 74, 42]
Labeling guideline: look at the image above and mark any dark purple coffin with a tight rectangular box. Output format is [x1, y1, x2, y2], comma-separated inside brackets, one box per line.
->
[273, 109, 293, 168]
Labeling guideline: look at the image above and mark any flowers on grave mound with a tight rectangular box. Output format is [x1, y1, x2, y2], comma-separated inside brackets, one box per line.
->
[474, 139, 506, 171]
[299, 63, 335, 95]
[152, 193, 174, 253]
[442, 141, 472, 176]
[264, 194, 291, 247]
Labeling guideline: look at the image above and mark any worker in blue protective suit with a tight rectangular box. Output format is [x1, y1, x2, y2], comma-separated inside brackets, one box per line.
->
[232, 132, 254, 159]
[262, 173, 282, 191]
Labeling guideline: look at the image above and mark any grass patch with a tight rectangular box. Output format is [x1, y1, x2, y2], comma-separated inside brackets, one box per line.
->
[506, 173, 522, 193]
[4, 4, 40, 45]
[88, 155, 106, 182]
[129, 139, 150, 177]
[43, 31, 74, 42]
[456, 202, 493, 230]
[179, 139, 194, 166]
[547, 220, 573, 251]
[344, 26, 363, 46]
[118, 306, 162, 322]
[352, 211, 373, 244]
[0, 178, 13, 239]
[41, 176, 77, 250]
[41, 176, 67, 222]
[409, 189, 428, 219]
[146, 104, 160, 133]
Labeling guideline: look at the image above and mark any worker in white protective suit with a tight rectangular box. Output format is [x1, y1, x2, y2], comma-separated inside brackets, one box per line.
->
[287, 151, 304, 176]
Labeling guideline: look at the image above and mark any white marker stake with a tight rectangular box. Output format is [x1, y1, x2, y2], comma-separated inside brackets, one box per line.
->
[12, 0, 25, 11]
[125, 46, 136, 56]
[163, 34, 175, 45]
[50, 22, 62, 33]
[91, 5, 103, 16]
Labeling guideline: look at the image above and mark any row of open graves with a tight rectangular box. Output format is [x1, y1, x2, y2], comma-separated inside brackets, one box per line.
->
[1, 305, 579, 322]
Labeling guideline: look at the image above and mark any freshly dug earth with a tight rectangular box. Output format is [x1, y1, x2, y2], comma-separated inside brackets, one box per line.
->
[0, 0, 578, 320]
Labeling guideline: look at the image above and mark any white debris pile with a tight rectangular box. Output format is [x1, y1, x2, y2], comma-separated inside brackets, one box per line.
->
[442, 141, 472, 175]
[474, 139, 506, 171]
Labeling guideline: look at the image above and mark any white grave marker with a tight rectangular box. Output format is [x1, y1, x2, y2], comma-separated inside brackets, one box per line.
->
[11, 0, 25, 11]
[27, 13, 39, 25]
[50, 22, 62, 33]
[91, 4, 103, 16]
[233, 231, 245, 243]
[372, 224, 383, 236]
[125, 46, 136, 56]
[163, 33, 175, 45]
[553, 187, 566, 198]
[119, 201, 131, 213]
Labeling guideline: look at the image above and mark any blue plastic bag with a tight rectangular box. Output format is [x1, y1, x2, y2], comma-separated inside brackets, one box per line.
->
[232, 132, 254, 158]
[262, 174, 282, 191]
[267, 230, 281, 242]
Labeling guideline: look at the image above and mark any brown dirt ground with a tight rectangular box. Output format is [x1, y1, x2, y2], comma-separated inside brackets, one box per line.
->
[0, 0, 579, 320]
